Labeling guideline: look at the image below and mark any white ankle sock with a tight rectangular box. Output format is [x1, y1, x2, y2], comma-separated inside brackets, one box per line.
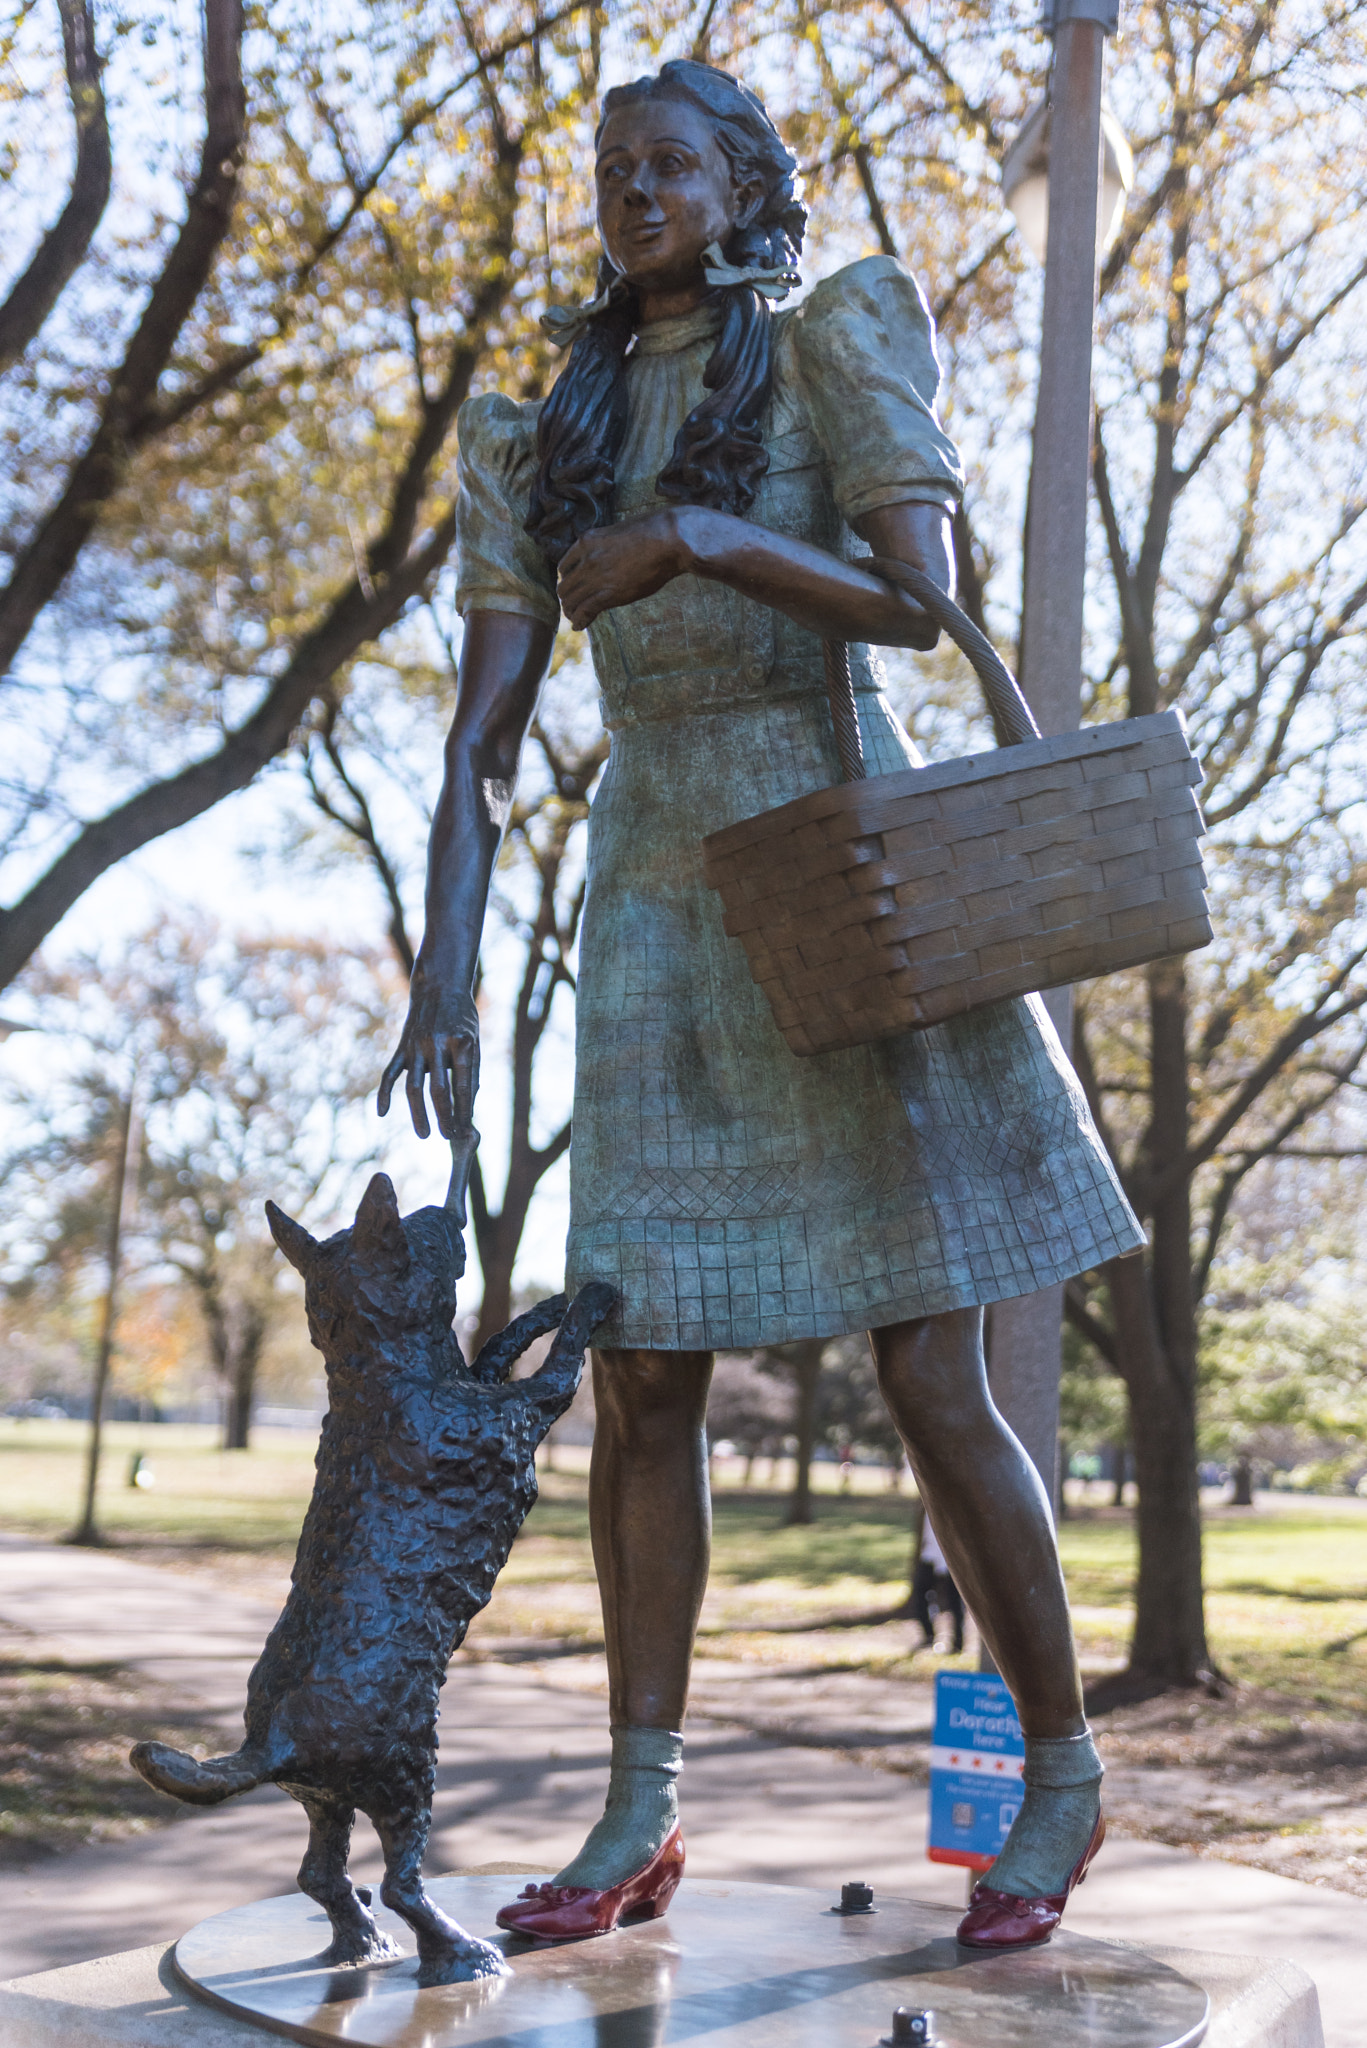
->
[983, 1728, 1103, 1898]
[553, 1726, 682, 1889]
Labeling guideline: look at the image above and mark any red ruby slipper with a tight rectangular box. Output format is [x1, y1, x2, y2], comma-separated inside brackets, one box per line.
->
[955, 1811, 1105, 1951]
[495, 1826, 685, 1942]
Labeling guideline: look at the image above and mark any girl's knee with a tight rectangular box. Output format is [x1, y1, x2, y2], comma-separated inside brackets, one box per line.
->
[593, 1348, 712, 1435]
[872, 1309, 990, 1437]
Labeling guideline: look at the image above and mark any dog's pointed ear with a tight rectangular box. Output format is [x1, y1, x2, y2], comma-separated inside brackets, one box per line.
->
[266, 1201, 321, 1276]
[351, 1172, 410, 1275]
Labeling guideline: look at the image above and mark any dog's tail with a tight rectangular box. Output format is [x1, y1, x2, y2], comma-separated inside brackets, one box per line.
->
[129, 1739, 274, 1807]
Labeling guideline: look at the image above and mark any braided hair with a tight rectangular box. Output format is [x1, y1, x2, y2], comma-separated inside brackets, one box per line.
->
[525, 61, 807, 568]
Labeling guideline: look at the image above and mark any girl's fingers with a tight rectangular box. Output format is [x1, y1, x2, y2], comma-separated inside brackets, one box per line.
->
[405, 1047, 431, 1140]
[429, 1041, 456, 1140]
[450, 1037, 479, 1128]
[377, 1044, 406, 1117]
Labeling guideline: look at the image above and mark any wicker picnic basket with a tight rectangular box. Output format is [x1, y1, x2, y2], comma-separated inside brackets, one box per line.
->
[701, 559, 1212, 1059]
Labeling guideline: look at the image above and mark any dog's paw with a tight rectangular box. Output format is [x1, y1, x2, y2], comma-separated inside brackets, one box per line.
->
[572, 1280, 617, 1330]
[415, 1934, 510, 1985]
[321, 1926, 403, 1969]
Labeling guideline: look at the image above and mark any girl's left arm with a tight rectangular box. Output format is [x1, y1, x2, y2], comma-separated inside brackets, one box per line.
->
[554, 500, 955, 648]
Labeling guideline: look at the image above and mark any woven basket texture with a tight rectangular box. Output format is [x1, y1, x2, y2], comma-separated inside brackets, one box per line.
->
[702, 708, 1211, 1058]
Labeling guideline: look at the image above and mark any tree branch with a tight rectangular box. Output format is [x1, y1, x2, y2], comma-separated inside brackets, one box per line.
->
[933, 230, 1011, 329]
[850, 141, 899, 259]
[1170, 250, 1367, 504]
[1093, 421, 1161, 717]
[0, 0, 246, 676]
[0, 0, 110, 375]
[303, 704, 416, 977]
[1064, 1278, 1118, 1369]
[1177, 962, 1367, 1190]
[1202, 561, 1367, 826]
[879, 0, 999, 149]
[1191, 1039, 1367, 1298]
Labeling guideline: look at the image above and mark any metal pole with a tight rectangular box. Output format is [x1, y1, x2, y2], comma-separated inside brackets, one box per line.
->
[68, 1082, 141, 1546]
[988, 4, 1112, 1509]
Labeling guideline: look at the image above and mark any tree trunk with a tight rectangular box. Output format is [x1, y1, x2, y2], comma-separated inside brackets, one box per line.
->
[221, 1306, 266, 1451]
[68, 1089, 140, 1546]
[1108, 1254, 1210, 1681]
[783, 1339, 826, 1528]
[471, 1182, 533, 1359]
[1105, 958, 1215, 1685]
[1108, 1437, 1128, 1507]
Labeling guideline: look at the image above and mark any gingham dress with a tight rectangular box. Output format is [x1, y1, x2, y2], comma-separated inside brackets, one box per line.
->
[454, 256, 1143, 1350]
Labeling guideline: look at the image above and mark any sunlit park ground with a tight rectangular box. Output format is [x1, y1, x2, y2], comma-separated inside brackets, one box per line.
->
[4, 1417, 1367, 1889]
[3, 1416, 1366, 1712]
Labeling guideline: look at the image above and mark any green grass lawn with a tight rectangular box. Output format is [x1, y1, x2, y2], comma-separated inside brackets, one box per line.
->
[0, 1419, 320, 1554]
[1055, 1506, 1367, 1712]
[3, 1419, 1365, 1710]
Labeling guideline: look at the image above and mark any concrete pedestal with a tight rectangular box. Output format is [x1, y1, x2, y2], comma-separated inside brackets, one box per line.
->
[0, 1878, 1322, 2048]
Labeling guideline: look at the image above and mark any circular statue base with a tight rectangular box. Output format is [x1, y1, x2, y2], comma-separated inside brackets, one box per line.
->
[174, 1875, 1209, 2048]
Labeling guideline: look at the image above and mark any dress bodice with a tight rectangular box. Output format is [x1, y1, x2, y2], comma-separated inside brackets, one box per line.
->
[453, 255, 964, 733]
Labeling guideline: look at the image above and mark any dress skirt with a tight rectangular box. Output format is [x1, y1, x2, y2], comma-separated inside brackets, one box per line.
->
[564, 675, 1143, 1352]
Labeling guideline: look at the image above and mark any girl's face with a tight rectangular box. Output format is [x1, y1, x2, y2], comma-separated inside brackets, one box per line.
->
[595, 98, 761, 311]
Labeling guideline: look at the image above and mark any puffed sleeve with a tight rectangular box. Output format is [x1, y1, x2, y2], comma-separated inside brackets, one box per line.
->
[453, 392, 560, 626]
[790, 254, 964, 522]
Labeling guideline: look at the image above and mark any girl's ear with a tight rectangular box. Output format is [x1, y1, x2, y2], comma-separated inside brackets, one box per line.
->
[731, 171, 766, 233]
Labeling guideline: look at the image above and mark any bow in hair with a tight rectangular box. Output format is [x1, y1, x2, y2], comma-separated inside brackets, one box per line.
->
[539, 240, 801, 348]
[699, 240, 801, 299]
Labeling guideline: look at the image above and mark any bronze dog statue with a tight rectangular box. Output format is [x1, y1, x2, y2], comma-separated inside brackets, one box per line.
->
[131, 1172, 612, 1984]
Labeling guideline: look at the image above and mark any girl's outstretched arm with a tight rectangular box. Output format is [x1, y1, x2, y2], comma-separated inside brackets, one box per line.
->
[378, 610, 555, 1140]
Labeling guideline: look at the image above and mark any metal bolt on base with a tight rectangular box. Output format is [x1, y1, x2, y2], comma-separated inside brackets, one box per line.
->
[834, 1881, 876, 1915]
[882, 2011, 940, 2047]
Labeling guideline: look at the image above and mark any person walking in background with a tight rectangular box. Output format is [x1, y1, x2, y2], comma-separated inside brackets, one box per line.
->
[910, 1507, 965, 1655]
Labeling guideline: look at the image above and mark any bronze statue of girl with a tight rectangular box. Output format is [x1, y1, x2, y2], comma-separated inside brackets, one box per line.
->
[381, 59, 1142, 1951]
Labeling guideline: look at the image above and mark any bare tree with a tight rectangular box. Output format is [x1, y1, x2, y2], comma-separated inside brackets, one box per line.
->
[5, 919, 398, 1455]
[0, 0, 603, 990]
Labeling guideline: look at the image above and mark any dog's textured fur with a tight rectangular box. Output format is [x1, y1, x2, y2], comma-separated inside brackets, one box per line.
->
[131, 1172, 612, 1984]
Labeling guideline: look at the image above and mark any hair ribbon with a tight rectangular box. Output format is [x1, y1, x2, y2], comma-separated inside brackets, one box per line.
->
[699, 241, 801, 299]
[540, 243, 801, 349]
[539, 274, 632, 350]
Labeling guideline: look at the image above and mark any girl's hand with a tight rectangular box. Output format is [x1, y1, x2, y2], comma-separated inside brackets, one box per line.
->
[557, 510, 693, 628]
[378, 974, 479, 1141]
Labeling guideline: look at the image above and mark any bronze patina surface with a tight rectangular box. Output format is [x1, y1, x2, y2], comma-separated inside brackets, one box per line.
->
[129, 1174, 612, 1986]
[173, 1876, 1210, 2048]
[378, 59, 1139, 1902]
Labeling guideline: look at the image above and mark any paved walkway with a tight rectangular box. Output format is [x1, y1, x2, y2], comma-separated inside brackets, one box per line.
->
[1, 1538, 1363, 2044]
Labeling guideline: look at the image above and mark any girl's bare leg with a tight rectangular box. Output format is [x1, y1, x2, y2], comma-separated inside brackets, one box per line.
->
[872, 1308, 1101, 1895]
[551, 1346, 712, 1887]
[871, 1308, 1081, 1733]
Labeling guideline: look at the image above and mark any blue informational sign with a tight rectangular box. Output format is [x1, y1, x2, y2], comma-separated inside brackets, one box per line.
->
[927, 1669, 1024, 1871]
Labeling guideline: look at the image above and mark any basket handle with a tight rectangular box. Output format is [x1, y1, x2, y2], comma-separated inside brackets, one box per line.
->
[821, 639, 867, 782]
[819, 557, 1041, 783]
